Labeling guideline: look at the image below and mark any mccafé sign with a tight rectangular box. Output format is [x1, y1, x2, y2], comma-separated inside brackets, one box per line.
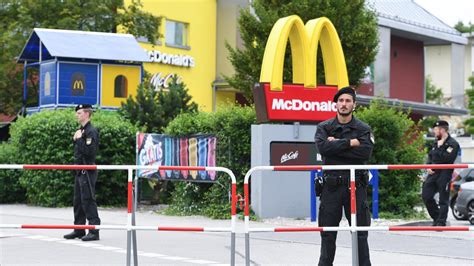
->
[254, 16, 349, 122]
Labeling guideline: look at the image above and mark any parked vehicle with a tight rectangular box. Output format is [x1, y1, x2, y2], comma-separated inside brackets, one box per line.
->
[454, 182, 474, 225]
[450, 169, 474, 220]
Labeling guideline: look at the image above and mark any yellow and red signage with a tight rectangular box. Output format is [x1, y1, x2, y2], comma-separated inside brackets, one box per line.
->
[254, 16, 349, 122]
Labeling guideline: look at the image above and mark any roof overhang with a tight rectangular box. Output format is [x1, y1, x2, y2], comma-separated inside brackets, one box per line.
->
[357, 95, 468, 116]
[378, 17, 468, 45]
[18, 28, 151, 63]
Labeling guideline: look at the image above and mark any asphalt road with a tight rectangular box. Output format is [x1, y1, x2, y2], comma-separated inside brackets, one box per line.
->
[1, 204, 473, 265]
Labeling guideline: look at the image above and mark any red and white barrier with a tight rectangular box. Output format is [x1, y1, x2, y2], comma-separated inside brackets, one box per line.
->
[247, 226, 473, 232]
[243, 164, 474, 266]
[0, 164, 238, 266]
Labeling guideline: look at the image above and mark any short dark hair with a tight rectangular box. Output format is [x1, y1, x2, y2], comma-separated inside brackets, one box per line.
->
[83, 108, 93, 117]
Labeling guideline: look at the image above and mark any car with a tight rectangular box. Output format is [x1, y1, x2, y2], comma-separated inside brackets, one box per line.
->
[450, 168, 474, 220]
[454, 182, 474, 225]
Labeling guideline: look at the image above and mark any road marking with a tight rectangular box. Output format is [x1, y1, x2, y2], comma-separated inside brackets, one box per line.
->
[19, 233, 222, 264]
[157, 255, 188, 261]
[75, 242, 103, 248]
[39, 237, 62, 241]
[185, 259, 220, 264]
[94, 246, 122, 251]
[24, 235, 48, 239]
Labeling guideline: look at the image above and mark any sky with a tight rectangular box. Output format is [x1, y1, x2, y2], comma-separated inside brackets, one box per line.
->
[414, 0, 474, 27]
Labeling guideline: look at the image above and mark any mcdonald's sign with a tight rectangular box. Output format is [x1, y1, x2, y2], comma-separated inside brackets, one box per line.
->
[254, 16, 349, 122]
[71, 72, 86, 96]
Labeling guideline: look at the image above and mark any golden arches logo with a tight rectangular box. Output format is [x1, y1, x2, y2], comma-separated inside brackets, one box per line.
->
[73, 80, 84, 90]
[260, 15, 348, 91]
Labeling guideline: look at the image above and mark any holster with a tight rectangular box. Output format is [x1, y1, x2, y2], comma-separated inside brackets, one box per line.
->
[314, 176, 324, 196]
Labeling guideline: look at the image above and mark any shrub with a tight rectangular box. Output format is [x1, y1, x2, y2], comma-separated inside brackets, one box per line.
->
[0, 142, 25, 203]
[164, 105, 256, 218]
[356, 100, 425, 216]
[8, 109, 137, 206]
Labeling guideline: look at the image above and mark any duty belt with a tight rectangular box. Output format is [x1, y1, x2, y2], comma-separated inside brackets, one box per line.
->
[323, 174, 367, 187]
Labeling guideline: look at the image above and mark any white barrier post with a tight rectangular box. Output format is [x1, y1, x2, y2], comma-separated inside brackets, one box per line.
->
[350, 167, 359, 266]
[132, 168, 138, 265]
[126, 168, 134, 266]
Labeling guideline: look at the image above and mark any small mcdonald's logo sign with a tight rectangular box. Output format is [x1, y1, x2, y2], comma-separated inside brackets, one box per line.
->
[71, 72, 86, 96]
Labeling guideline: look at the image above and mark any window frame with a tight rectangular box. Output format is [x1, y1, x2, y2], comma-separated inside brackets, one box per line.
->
[165, 19, 190, 50]
[114, 75, 128, 98]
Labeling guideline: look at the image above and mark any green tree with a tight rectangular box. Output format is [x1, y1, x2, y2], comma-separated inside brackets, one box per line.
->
[119, 77, 198, 133]
[425, 75, 444, 104]
[226, 0, 378, 101]
[464, 76, 474, 134]
[0, 0, 161, 115]
[454, 21, 474, 33]
[357, 100, 426, 217]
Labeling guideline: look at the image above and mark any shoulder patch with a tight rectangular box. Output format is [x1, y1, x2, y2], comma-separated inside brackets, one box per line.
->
[446, 146, 453, 153]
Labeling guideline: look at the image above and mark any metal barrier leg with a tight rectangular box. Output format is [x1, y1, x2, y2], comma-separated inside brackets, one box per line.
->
[350, 168, 359, 266]
[132, 176, 138, 265]
[126, 230, 132, 266]
[126, 168, 133, 266]
[231, 232, 236, 265]
[245, 232, 250, 266]
[310, 170, 317, 222]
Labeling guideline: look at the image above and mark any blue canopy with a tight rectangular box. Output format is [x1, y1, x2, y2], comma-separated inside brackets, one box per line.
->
[18, 28, 151, 63]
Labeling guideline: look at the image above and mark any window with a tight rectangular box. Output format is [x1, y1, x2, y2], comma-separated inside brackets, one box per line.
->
[165, 20, 189, 49]
[114, 75, 128, 98]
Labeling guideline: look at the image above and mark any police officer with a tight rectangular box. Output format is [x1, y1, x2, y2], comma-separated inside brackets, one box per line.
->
[64, 104, 101, 241]
[422, 120, 460, 226]
[315, 87, 374, 266]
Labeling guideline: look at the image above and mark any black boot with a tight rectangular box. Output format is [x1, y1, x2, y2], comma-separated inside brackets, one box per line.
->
[63, 230, 85, 239]
[82, 230, 99, 241]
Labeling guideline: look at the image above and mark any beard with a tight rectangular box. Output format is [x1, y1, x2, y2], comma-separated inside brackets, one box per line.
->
[337, 108, 352, 116]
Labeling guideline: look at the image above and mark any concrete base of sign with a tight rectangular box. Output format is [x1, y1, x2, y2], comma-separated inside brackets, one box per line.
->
[251, 123, 319, 218]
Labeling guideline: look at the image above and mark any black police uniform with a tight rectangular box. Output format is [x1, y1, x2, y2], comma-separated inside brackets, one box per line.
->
[315, 116, 374, 266]
[422, 133, 459, 226]
[65, 105, 101, 240]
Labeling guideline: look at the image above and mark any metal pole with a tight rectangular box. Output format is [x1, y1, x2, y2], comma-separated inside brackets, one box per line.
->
[244, 182, 251, 266]
[245, 229, 250, 266]
[230, 182, 236, 266]
[350, 168, 359, 266]
[310, 170, 317, 222]
[231, 231, 236, 265]
[372, 170, 379, 219]
[132, 174, 138, 265]
[126, 168, 133, 266]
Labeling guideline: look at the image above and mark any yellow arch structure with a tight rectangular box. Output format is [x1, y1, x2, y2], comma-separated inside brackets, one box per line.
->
[259, 15, 349, 91]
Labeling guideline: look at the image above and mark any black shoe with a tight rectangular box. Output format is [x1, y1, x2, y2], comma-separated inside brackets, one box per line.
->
[81, 232, 99, 241]
[63, 231, 85, 239]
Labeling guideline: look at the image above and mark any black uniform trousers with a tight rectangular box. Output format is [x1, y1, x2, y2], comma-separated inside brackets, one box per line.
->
[318, 182, 371, 266]
[422, 172, 451, 224]
[73, 170, 100, 233]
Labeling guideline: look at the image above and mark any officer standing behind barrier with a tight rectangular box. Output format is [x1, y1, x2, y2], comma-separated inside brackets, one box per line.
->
[422, 120, 460, 226]
[64, 104, 101, 241]
[315, 87, 374, 266]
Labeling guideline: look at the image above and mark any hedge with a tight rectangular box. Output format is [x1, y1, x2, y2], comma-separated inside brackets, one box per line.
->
[7, 109, 137, 206]
[0, 142, 25, 203]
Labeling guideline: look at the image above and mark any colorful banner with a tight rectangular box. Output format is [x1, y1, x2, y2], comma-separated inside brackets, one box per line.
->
[136, 133, 217, 181]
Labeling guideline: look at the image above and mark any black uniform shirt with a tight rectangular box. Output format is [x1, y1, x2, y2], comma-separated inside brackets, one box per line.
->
[315, 116, 374, 174]
[74, 121, 99, 165]
[427, 135, 460, 178]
